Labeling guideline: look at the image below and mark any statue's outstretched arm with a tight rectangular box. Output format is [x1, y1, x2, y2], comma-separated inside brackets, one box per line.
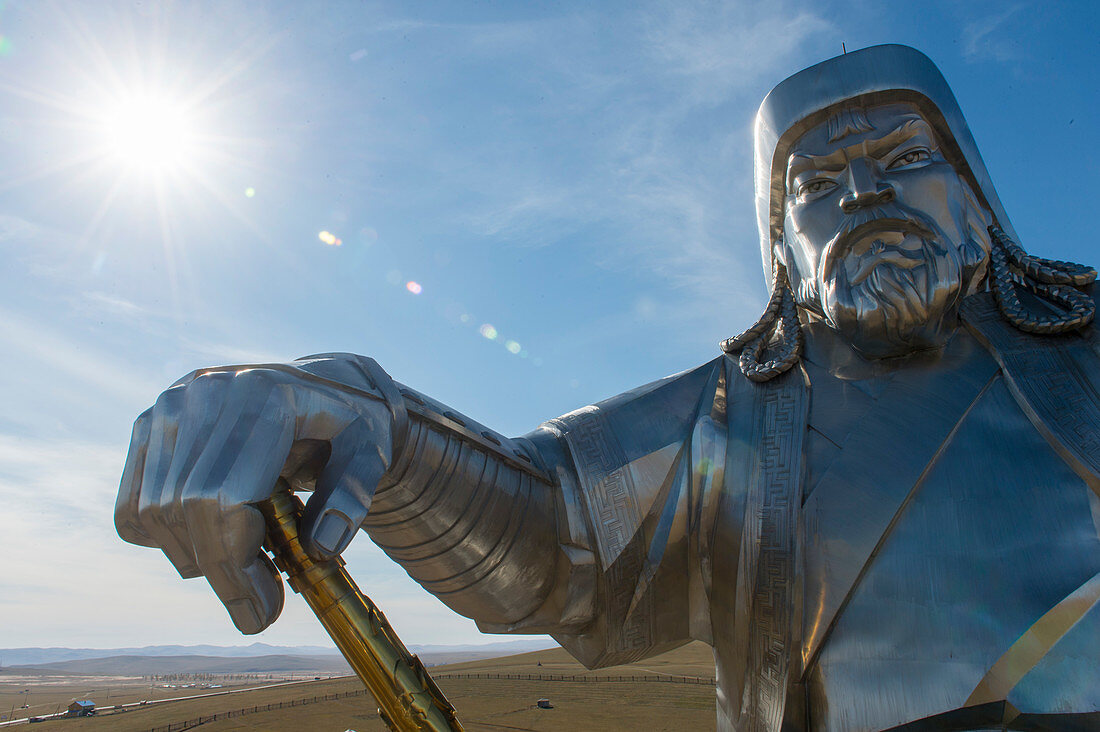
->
[115, 352, 577, 635]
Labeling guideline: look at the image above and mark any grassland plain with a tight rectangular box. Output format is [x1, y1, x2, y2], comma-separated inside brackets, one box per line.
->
[10, 642, 718, 731]
[0, 677, 342, 726]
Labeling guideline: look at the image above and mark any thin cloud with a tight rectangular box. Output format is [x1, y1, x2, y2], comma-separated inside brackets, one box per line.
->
[177, 336, 292, 367]
[0, 213, 42, 241]
[80, 291, 148, 318]
[451, 2, 832, 339]
[643, 2, 834, 104]
[0, 305, 162, 405]
[963, 5, 1025, 62]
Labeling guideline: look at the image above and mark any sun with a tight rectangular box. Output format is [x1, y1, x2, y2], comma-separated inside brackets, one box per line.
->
[99, 93, 201, 175]
[0, 1, 277, 262]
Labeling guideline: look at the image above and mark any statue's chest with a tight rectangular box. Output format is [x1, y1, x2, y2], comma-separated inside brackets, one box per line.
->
[800, 372, 1100, 730]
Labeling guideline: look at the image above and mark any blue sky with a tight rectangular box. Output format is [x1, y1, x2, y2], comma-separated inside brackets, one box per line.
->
[1, 0, 1097, 649]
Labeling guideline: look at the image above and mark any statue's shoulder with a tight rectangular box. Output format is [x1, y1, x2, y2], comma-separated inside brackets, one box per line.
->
[961, 289, 1100, 484]
[538, 357, 725, 448]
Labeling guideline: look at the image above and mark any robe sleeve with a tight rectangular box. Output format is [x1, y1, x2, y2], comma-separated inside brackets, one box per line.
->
[505, 358, 725, 668]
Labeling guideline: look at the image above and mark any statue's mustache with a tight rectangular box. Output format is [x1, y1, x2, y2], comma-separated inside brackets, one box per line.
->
[818, 204, 939, 285]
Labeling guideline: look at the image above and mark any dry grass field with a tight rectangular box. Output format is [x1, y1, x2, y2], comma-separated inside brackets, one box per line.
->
[0, 676, 339, 725]
[6, 642, 718, 731]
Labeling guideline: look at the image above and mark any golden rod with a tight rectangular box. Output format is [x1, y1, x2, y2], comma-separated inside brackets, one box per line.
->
[259, 481, 465, 732]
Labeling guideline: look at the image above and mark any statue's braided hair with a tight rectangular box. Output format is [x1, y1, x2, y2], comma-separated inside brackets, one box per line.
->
[720, 261, 804, 382]
[723, 227, 1096, 382]
[987, 226, 1095, 334]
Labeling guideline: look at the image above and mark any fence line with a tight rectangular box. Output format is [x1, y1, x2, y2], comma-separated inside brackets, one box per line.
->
[433, 672, 715, 686]
[147, 689, 369, 732]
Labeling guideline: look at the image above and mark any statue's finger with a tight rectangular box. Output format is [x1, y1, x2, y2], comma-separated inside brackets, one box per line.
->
[301, 417, 388, 559]
[116, 410, 155, 547]
[174, 398, 294, 619]
[176, 371, 292, 498]
[204, 551, 285, 635]
[153, 374, 234, 575]
[182, 489, 284, 634]
[137, 389, 201, 577]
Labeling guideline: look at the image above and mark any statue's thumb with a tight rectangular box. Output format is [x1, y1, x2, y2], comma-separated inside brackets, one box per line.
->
[300, 425, 386, 559]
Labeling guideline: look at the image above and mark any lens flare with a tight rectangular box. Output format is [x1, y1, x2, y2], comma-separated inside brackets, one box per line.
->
[319, 230, 342, 246]
[505, 340, 521, 354]
[406, 281, 422, 295]
[244, 187, 255, 198]
[479, 324, 498, 340]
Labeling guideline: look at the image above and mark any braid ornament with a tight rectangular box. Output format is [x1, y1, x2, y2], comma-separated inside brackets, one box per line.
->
[721, 262, 803, 382]
[988, 226, 1096, 335]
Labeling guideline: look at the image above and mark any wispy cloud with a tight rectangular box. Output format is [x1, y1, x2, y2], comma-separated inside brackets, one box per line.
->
[963, 4, 1025, 62]
[177, 336, 293, 366]
[643, 2, 833, 103]
[0, 213, 42, 242]
[450, 2, 832, 339]
[80, 291, 148, 318]
[0, 305, 162, 405]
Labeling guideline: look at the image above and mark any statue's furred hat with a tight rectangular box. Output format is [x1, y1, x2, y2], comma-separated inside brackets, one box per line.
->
[754, 43, 1019, 280]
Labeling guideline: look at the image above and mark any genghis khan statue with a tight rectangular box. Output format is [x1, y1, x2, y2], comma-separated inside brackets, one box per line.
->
[116, 45, 1100, 730]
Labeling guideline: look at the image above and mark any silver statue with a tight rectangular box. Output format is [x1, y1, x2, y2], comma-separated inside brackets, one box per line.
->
[116, 45, 1100, 730]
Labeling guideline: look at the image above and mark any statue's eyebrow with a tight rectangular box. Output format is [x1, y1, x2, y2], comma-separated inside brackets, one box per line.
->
[787, 117, 932, 192]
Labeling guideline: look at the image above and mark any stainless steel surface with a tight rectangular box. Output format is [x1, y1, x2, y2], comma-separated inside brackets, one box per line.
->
[778, 101, 992, 359]
[117, 44, 1100, 731]
[754, 43, 1020, 284]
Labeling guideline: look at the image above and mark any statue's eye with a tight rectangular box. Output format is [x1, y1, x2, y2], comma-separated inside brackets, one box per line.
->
[887, 148, 931, 170]
[798, 179, 836, 198]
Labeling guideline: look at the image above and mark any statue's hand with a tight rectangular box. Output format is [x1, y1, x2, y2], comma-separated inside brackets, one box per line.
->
[114, 354, 398, 634]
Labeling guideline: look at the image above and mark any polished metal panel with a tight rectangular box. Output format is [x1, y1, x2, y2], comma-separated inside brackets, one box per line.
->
[117, 44, 1100, 731]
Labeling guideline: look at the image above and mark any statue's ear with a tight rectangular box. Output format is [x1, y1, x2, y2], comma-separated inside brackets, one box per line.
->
[772, 236, 791, 271]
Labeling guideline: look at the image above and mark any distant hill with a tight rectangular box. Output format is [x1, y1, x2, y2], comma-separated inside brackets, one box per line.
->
[0, 639, 559, 674]
[7, 654, 351, 676]
[0, 642, 337, 666]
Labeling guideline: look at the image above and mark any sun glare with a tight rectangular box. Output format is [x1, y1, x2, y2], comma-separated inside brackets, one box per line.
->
[0, 0, 280, 292]
[100, 94, 200, 174]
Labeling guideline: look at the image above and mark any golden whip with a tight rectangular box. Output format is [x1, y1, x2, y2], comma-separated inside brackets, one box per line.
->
[260, 481, 465, 732]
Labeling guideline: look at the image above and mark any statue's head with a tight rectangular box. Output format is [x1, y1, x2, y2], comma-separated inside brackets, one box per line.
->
[779, 101, 991, 358]
[726, 45, 1094, 379]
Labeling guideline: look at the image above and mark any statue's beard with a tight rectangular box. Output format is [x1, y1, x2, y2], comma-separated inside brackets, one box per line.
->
[812, 204, 969, 359]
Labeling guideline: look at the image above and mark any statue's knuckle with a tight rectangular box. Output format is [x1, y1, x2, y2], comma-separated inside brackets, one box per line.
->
[181, 492, 225, 520]
[114, 496, 140, 525]
[232, 367, 284, 391]
[191, 370, 231, 387]
[153, 386, 184, 413]
[136, 501, 166, 531]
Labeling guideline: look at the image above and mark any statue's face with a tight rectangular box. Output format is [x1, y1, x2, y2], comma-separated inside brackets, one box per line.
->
[781, 102, 990, 359]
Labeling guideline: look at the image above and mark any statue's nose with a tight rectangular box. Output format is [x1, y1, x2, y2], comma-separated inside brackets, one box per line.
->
[839, 158, 895, 213]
